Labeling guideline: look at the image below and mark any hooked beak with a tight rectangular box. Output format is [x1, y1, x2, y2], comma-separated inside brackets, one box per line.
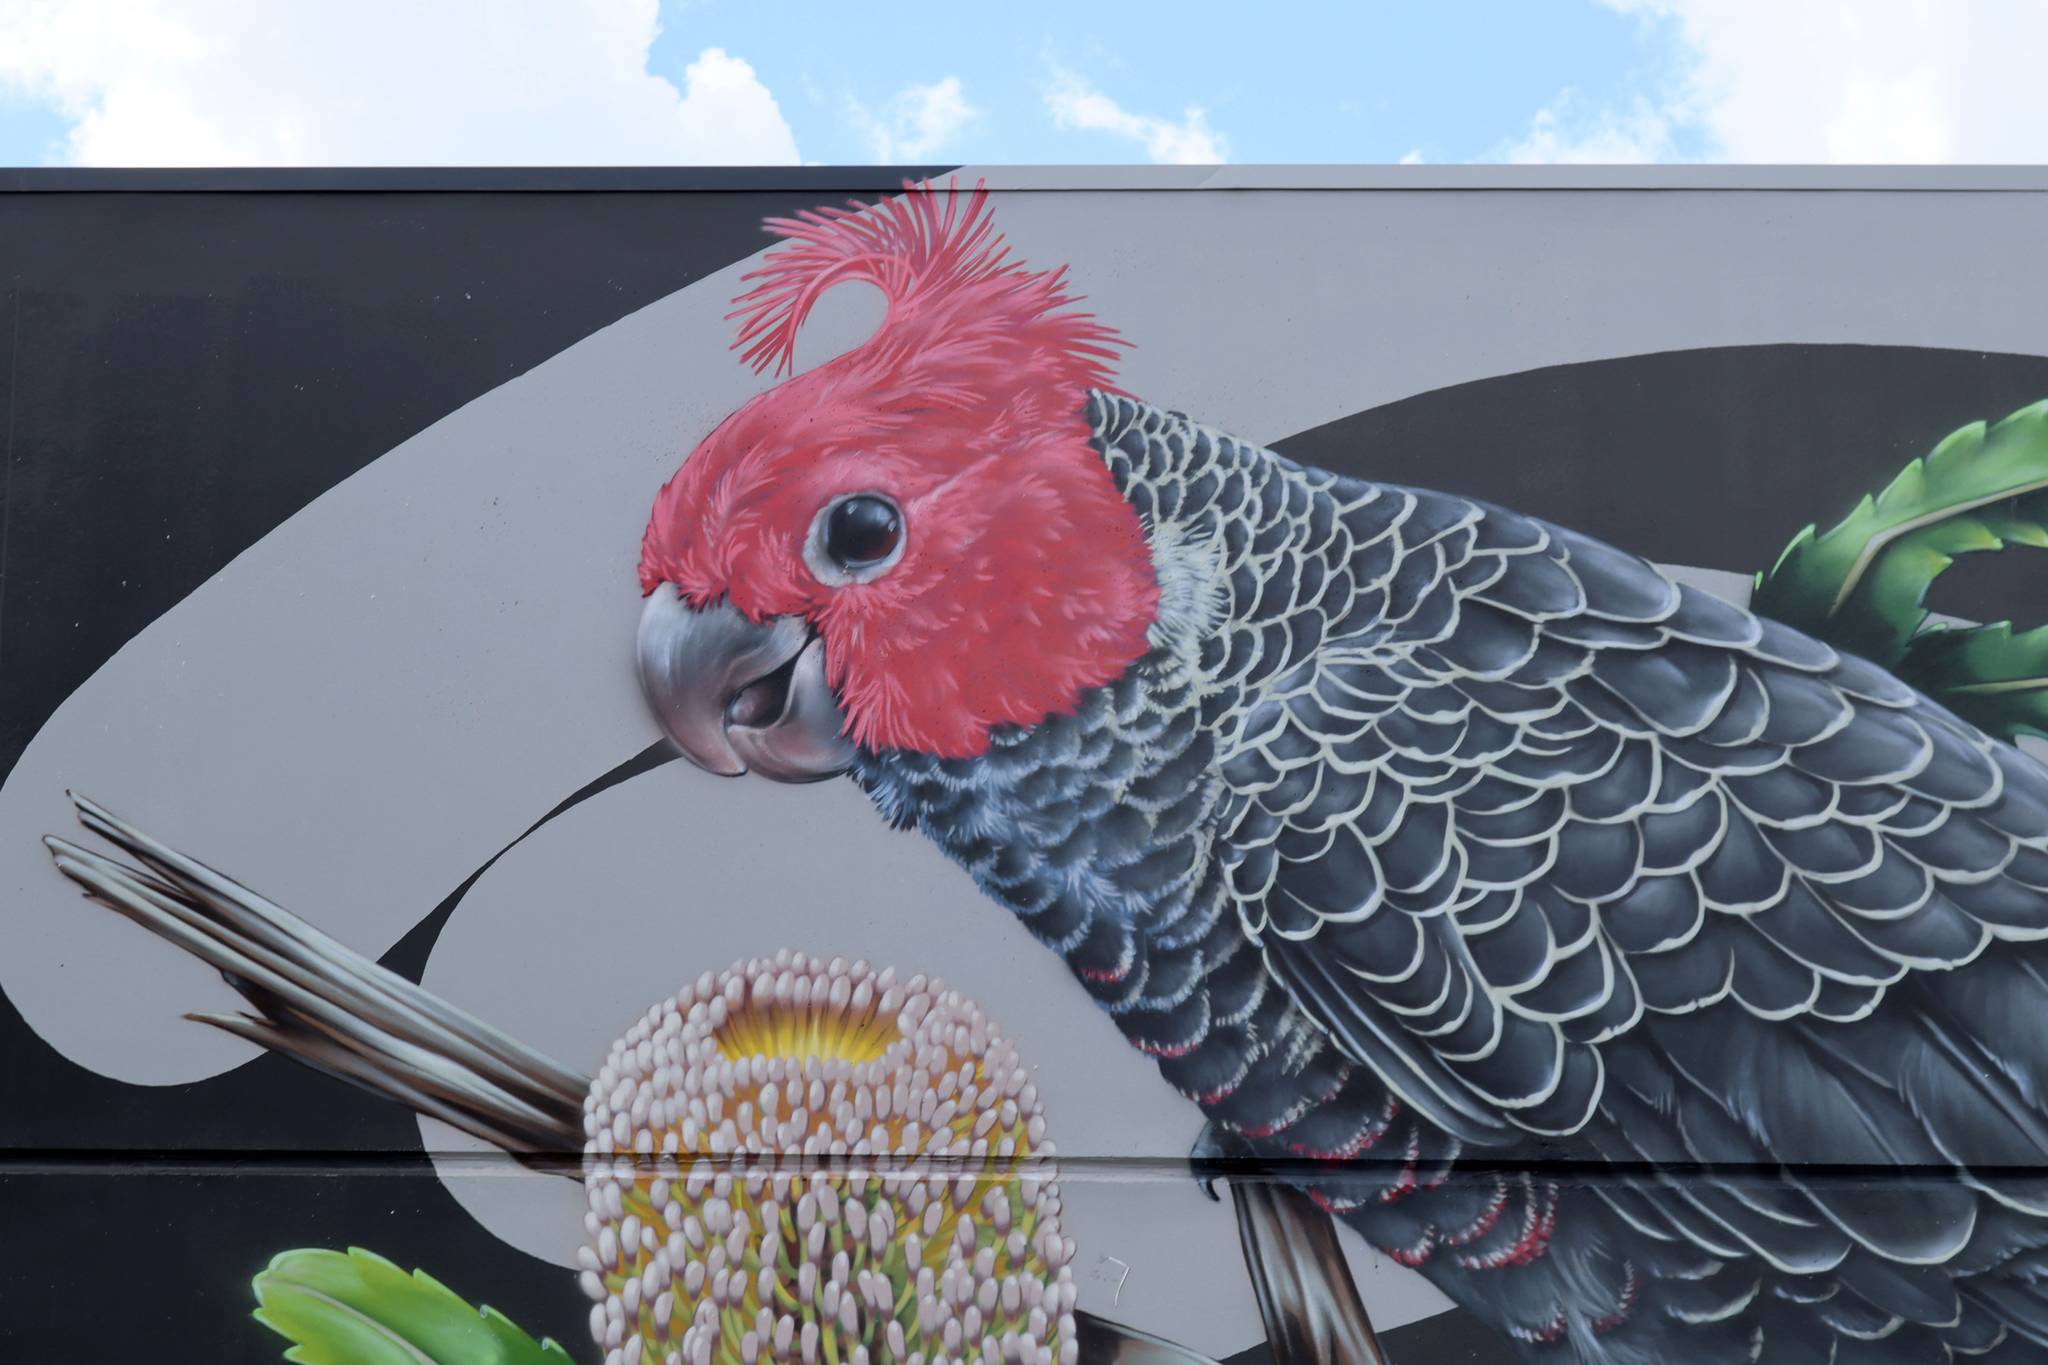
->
[636, 584, 856, 783]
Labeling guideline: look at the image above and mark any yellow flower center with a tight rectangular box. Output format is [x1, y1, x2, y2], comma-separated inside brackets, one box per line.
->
[714, 997, 899, 1066]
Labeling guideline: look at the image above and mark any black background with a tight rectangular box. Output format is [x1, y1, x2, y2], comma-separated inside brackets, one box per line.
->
[4, 180, 2047, 1364]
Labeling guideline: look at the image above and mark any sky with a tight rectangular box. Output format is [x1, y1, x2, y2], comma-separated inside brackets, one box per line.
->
[0, 0, 2045, 167]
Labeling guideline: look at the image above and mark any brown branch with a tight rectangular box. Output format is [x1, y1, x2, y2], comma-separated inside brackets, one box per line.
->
[1229, 1177, 1389, 1365]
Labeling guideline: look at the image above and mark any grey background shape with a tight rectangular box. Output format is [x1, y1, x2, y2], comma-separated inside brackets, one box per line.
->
[417, 760, 1458, 1342]
[8, 172, 2048, 1355]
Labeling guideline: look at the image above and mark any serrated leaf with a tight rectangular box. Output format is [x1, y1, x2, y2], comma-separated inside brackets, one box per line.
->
[1753, 400, 2048, 665]
[1901, 622, 2048, 743]
[1821, 491, 2048, 666]
[252, 1247, 577, 1365]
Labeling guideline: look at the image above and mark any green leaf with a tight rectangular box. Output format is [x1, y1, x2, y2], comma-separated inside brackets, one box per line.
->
[251, 1248, 578, 1365]
[1902, 621, 2048, 743]
[1752, 400, 2048, 666]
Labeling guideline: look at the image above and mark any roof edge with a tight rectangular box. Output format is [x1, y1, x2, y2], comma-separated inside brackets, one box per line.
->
[8, 164, 2048, 193]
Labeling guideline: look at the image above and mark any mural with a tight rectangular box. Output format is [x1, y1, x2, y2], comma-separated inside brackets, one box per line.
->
[634, 185, 2048, 1362]
[8, 174, 2048, 1365]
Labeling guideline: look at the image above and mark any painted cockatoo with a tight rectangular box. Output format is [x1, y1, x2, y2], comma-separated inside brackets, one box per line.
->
[634, 184, 2048, 1364]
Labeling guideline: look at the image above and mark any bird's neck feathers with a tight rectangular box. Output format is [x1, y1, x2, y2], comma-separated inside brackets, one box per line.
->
[1088, 392, 1267, 665]
[857, 394, 1361, 922]
[853, 393, 1368, 1066]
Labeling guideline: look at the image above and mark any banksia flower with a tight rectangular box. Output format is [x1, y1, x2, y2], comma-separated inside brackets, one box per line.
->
[577, 951, 1078, 1365]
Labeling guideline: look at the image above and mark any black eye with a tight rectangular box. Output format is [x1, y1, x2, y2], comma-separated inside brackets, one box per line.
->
[823, 495, 902, 570]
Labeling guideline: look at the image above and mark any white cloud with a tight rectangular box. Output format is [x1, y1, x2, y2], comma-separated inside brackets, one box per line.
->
[0, 0, 800, 166]
[1507, 93, 1681, 164]
[851, 75, 978, 162]
[1397, 148, 1426, 166]
[1044, 71, 1226, 164]
[1513, 0, 2048, 164]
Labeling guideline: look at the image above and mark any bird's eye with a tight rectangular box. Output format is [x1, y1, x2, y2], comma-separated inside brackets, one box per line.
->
[806, 493, 905, 584]
[824, 495, 901, 569]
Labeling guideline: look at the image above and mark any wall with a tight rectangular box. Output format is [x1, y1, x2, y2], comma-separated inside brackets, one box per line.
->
[6, 169, 2048, 1365]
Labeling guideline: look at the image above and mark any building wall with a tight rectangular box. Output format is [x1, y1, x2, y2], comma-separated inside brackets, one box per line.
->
[6, 170, 2048, 1364]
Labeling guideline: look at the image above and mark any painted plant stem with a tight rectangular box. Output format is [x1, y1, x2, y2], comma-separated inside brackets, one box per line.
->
[46, 793, 584, 1160]
[1231, 1181, 1388, 1365]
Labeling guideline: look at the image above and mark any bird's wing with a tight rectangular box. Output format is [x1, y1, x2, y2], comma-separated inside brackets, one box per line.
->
[1219, 478, 2048, 1169]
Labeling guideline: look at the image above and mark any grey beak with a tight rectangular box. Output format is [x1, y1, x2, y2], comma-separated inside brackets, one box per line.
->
[635, 584, 856, 783]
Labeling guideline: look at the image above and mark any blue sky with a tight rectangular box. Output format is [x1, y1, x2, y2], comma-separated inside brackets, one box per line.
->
[637, 0, 1686, 165]
[0, 1, 2040, 168]
[0, 87, 66, 165]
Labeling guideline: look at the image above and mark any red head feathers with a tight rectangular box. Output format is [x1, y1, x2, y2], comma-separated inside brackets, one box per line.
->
[637, 182, 1161, 759]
